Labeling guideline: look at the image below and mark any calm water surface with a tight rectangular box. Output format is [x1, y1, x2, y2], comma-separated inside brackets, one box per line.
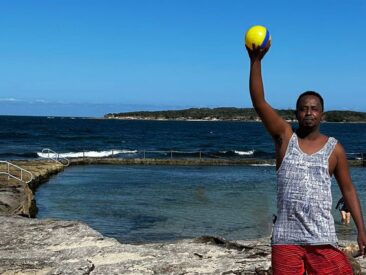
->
[36, 165, 366, 243]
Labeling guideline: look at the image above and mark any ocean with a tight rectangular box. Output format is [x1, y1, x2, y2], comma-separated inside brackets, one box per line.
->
[1, 116, 366, 243]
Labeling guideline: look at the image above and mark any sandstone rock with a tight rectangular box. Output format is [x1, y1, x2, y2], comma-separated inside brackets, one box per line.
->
[0, 160, 64, 217]
[1, 215, 364, 274]
[0, 215, 273, 274]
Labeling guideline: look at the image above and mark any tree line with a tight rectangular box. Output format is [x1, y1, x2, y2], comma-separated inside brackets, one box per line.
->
[105, 107, 366, 122]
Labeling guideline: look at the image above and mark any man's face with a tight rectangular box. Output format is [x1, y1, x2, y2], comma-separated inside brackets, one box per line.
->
[296, 95, 324, 128]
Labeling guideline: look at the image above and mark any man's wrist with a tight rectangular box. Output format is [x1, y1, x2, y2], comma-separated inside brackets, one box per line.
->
[250, 59, 261, 66]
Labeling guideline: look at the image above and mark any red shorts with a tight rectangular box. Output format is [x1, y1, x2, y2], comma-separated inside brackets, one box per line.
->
[272, 244, 353, 275]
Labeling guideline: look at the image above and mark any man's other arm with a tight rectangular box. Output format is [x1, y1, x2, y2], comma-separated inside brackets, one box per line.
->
[334, 143, 366, 255]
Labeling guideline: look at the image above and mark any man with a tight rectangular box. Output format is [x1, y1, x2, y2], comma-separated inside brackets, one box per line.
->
[246, 42, 366, 274]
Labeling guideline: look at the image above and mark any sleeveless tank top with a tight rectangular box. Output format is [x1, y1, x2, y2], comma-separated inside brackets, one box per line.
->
[272, 133, 338, 245]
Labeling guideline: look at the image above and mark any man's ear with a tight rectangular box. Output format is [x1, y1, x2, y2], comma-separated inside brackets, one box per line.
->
[294, 110, 299, 120]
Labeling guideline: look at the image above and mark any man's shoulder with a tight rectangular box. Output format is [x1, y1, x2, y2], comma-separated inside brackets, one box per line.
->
[330, 141, 347, 163]
[319, 133, 330, 139]
[319, 133, 338, 145]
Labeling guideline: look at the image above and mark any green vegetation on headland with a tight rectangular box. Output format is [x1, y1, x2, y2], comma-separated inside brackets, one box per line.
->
[104, 108, 366, 122]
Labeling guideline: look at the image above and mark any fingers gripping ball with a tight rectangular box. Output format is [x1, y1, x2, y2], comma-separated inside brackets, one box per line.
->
[245, 25, 271, 50]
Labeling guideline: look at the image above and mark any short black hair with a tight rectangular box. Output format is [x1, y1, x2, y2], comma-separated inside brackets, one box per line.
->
[296, 91, 324, 111]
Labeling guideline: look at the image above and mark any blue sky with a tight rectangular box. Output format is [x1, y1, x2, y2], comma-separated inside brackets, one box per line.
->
[1, 0, 365, 116]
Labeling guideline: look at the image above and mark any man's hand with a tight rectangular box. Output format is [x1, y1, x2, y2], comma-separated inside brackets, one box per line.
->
[357, 230, 366, 257]
[245, 41, 271, 62]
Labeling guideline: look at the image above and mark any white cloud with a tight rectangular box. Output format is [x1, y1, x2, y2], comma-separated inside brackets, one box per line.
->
[34, 99, 47, 103]
[0, 98, 50, 104]
[0, 98, 19, 102]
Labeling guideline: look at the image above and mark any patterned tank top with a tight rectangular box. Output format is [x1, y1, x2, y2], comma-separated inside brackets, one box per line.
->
[272, 133, 338, 245]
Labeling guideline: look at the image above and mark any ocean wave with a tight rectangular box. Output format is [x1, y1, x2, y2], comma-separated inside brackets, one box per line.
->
[250, 163, 275, 167]
[234, 150, 255, 156]
[37, 149, 137, 159]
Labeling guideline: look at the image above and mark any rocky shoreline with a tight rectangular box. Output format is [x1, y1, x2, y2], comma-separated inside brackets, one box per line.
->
[0, 158, 366, 274]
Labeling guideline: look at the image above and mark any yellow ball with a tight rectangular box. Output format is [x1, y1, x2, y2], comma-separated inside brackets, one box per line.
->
[245, 25, 271, 50]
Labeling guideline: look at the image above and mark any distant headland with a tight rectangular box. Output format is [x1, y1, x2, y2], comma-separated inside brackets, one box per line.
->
[104, 107, 366, 122]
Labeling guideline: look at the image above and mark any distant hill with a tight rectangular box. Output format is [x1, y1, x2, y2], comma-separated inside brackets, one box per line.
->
[104, 108, 366, 122]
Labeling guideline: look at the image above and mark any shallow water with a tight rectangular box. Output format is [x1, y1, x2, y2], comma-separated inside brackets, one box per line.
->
[36, 165, 366, 243]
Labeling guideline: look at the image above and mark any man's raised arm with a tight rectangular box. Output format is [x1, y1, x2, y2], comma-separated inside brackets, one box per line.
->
[247, 45, 291, 140]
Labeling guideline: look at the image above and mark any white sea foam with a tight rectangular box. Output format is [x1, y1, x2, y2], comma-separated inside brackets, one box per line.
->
[37, 150, 137, 159]
[234, 150, 255, 156]
[250, 163, 275, 167]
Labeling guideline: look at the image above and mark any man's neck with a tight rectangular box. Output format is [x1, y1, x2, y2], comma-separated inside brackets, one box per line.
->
[296, 128, 322, 140]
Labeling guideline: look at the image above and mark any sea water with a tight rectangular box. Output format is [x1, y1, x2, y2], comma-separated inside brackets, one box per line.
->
[36, 165, 366, 243]
[1, 116, 366, 160]
[1, 116, 366, 243]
